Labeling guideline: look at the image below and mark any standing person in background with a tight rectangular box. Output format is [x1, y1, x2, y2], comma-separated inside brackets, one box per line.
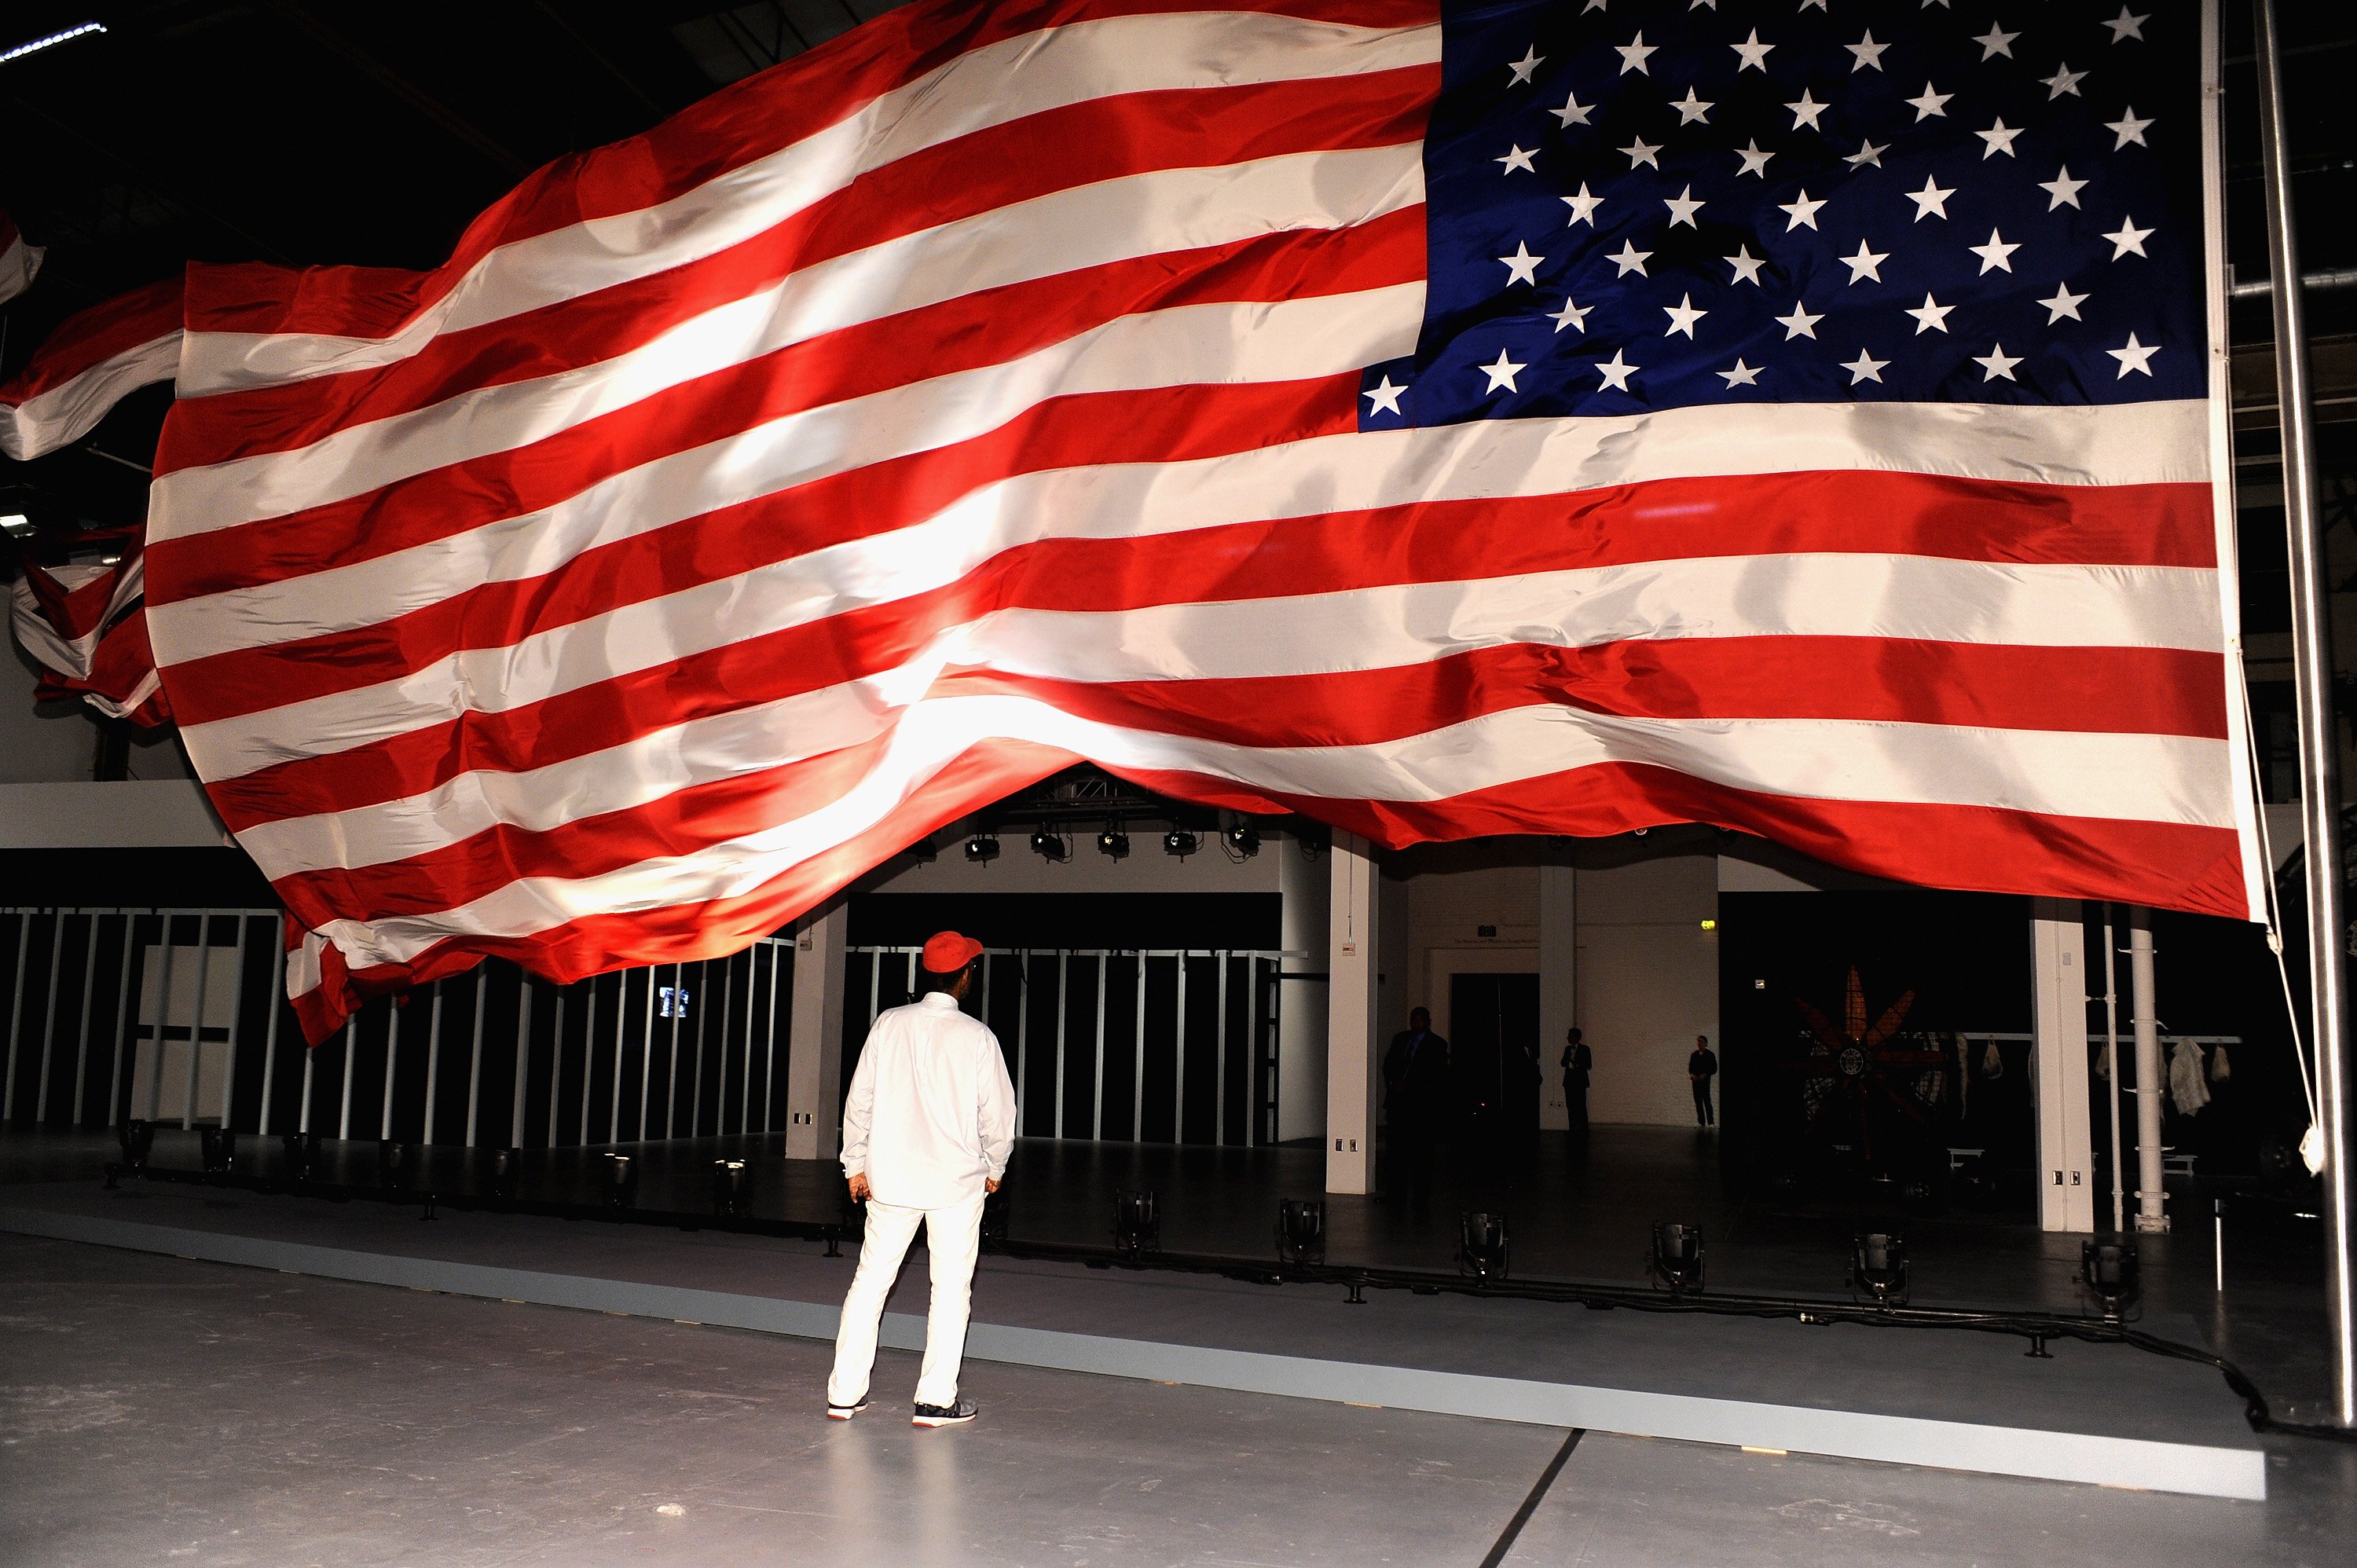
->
[1382, 1006, 1450, 1214]
[1560, 1027, 1593, 1145]
[828, 931, 1015, 1429]
[1688, 1035, 1718, 1129]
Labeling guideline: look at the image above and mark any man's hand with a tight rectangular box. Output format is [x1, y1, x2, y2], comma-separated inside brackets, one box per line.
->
[846, 1172, 871, 1202]
[984, 1178, 1000, 1194]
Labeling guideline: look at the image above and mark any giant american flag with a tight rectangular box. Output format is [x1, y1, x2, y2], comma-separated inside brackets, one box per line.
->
[104, 0, 2253, 1040]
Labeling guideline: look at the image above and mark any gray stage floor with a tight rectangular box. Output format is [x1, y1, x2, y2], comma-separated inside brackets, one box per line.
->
[4, 1233, 2352, 1568]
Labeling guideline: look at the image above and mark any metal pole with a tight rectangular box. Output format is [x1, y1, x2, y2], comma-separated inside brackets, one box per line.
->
[181, 913, 213, 1130]
[578, 976, 599, 1147]
[256, 914, 285, 1136]
[464, 967, 488, 1147]
[1014, 949, 1032, 1135]
[381, 987, 403, 1140]
[615, 968, 635, 1144]
[220, 915, 252, 1134]
[148, 921, 177, 1122]
[1132, 952, 1148, 1141]
[1054, 952, 1069, 1139]
[32, 910, 68, 1124]
[1174, 953, 1189, 1145]
[298, 1020, 316, 1135]
[1216, 953, 1230, 1147]
[511, 980, 533, 1149]
[547, 987, 567, 1148]
[1092, 954, 1109, 1141]
[2129, 908, 2166, 1233]
[2256, 0, 2357, 1427]
[638, 966, 657, 1141]
[2103, 908, 2125, 1233]
[337, 1013, 356, 1140]
[691, 961, 713, 1138]
[740, 951, 757, 1135]
[761, 945, 781, 1135]
[106, 912, 144, 1127]
[665, 962, 684, 1138]
[423, 980, 445, 1145]
[70, 913, 104, 1128]
[3, 911, 32, 1122]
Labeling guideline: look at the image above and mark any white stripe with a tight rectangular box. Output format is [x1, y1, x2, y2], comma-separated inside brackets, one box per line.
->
[179, 9, 1439, 396]
[152, 143, 1424, 534]
[0, 332, 180, 461]
[288, 694, 2236, 972]
[152, 394, 2206, 664]
[225, 551, 2223, 871]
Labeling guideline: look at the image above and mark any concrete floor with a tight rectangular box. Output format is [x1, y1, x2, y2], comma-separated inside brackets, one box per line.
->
[5, 1233, 2352, 1567]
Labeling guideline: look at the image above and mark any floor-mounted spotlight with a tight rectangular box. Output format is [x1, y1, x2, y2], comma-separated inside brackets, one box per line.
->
[712, 1158, 750, 1216]
[1850, 1231, 1909, 1306]
[1162, 829, 1199, 859]
[280, 1130, 318, 1181]
[982, 1184, 1012, 1244]
[486, 1146, 520, 1200]
[378, 1139, 412, 1189]
[200, 1127, 238, 1174]
[1096, 827, 1130, 860]
[964, 832, 1000, 864]
[1651, 1220, 1705, 1296]
[1460, 1212, 1510, 1283]
[1224, 822, 1261, 858]
[1276, 1198, 1326, 1266]
[1029, 828, 1069, 863]
[605, 1152, 640, 1209]
[1113, 1188, 1160, 1255]
[2080, 1237, 2139, 1321]
[904, 835, 938, 863]
[119, 1118, 155, 1172]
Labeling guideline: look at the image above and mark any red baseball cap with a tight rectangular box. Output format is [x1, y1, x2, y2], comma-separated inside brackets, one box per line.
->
[921, 930, 985, 973]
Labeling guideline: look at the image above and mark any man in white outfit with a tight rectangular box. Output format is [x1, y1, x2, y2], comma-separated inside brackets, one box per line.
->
[827, 931, 1016, 1427]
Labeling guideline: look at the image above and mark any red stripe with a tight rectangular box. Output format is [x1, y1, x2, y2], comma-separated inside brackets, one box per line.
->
[148, 211, 1419, 604]
[163, 465, 2214, 734]
[0, 278, 181, 404]
[162, 68, 1435, 471]
[192, 0, 1439, 346]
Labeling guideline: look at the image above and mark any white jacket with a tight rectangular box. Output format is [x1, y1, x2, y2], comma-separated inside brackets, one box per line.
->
[840, 991, 1017, 1210]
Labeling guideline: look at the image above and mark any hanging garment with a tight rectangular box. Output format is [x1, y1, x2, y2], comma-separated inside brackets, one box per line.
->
[2209, 1044, 2232, 1083]
[1955, 1036, 1970, 1116]
[2168, 1039, 2212, 1116]
[1981, 1040, 2005, 1079]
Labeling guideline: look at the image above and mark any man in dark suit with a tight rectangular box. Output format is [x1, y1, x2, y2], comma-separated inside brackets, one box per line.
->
[1688, 1035, 1718, 1128]
[1382, 1007, 1450, 1211]
[1560, 1027, 1593, 1144]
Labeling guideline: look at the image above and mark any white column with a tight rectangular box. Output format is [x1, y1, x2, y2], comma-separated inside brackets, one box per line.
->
[1276, 833, 1331, 1144]
[2128, 907, 2169, 1233]
[2030, 898, 2097, 1233]
[1538, 842, 1577, 1130]
[784, 902, 848, 1162]
[1324, 832, 1381, 1195]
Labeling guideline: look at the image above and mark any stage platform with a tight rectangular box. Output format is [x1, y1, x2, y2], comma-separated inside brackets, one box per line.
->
[0, 1161, 2270, 1500]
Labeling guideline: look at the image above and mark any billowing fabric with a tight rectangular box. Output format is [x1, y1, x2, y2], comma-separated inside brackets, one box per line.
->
[0, 278, 181, 460]
[9, 540, 170, 726]
[0, 210, 42, 306]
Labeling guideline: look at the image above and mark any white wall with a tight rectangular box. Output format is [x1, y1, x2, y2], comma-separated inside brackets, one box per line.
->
[1575, 835, 1720, 1125]
[1277, 837, 1329, 1142]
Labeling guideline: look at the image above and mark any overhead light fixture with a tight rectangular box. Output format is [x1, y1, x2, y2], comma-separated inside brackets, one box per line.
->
[1224, 822, 1260, 857]
[1850, 1232, 1908, 1306]
[904, 835, 937, 863]
[1028, 828, 1068, 863]
[1113, 1188, 1160, 1255]
[2080, 1237, 2139, 1321]
[1651, 1220, 1705, 1296]
[1162, 829, 1199, 859]
[964, 833, 999, 863]
[1, 21, 106, 67]
[1459, 1212, 1510, 1282]
[1096, 827, 1129, 859]
[0, 513, 32, 537]
[1276, 1198, 1326, 1266]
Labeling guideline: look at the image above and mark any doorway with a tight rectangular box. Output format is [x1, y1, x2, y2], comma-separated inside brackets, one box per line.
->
[1450, 973, 1540, 1174]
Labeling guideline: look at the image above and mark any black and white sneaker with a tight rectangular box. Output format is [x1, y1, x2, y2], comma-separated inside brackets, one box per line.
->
[825, 1398, 870, 1420]
[911, 1398, 977, 1427]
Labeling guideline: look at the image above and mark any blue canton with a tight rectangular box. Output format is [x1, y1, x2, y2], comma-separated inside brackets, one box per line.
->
[1360, 0, 2201, 427]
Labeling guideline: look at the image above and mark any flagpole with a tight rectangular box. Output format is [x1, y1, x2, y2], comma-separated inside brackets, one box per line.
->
[2253, 0, 2357, 1427]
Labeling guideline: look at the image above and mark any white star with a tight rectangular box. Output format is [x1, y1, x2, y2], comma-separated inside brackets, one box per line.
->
[1663, 185, 1704, 227]
[2106, 108, 2154, 148]
[2105, 8, 2150, 43]
[1662, 292, 1709, 339]
[2107, 333, 2159, 378]
[1842, 349, 1890, 385]
[1671, 87, 1714, 124]
[1905, 82, 1952, 120]
[1725, 244, 1766, 285]
[1779, 189, 1827, 230]
[1497, 145, 1538, 174]
[1787, 90, 1830, 131]
[1974, 24, 2018, 60]
[1594, 350, 1639, 392]
[2039, 166, 2088, 209]
[1776, 302, 1825, 340]
[1904, 292, 1955, 334]
[1717, 358, 1763, 388]
[1907, 177, 1956, 221]
[1731, 28, 1774, 71]
[1508, 46, 1543, 86]
[1974, 344, 2023, 382]
[1847, 31, 1889, 71]
[1362, 376, 1405, 416]
[1607, 240, 1651, 277]
[2038, 282, 2089, 323]
[1549, 298, 1590, 334]
[1562, 184, 1605, 226]
[1497, 242, 1545, 286]
[1479, 350, 1527, 393]
[1552, 93, 1594, 129]
[2041, 63, 2088, 99]
[1734, 139, 1774, 178]
[2102, 217, 2154, 258]
[1615, 31, 1657, 75]
[1977, 118, 2023, 159]
[1839, 240, 1890, 284]
[1845, 139, 1890, 169]
[1968, 228, 2021, 273]
[1621, 136, 1663, 170]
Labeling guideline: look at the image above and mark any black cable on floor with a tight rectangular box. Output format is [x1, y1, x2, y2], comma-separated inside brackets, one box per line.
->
[1478, 1427, 1583, 1568]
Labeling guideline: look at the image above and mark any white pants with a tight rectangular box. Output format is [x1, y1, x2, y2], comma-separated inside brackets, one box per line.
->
[827, 1191, 985, 1409]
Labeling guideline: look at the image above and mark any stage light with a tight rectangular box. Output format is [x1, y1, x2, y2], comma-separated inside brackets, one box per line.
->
[2080, 1237, 2139, 1321]
[964, 833, 999, 863]
[280, 1130, 318, 1181]
[486, 1146, 520, 1200]
[0, 512, 31, 537]
[1113, 1188, 1160, 1255]
[118, 1118, 154, 1171]
[1651, 1220, 1705, 1295]
[1224, 822, 1260, 857]
[605, 1152, 639, 1209]
[981, 1185, 1011, 1244]
[711, 1158, 750, 1216]
[199, 1127, 237, 1174]
[1096, 827, 1129, 859]
[2, 22, 108, 68]
[1276, 1198, 1326, 1266]
[378, 1139, 412, 1189]
[1851, 1232, 1908, 1306]
[1029, 828, 1068, 863]
[1162, 829, 1199, 859]
[1460, 1212, 1510, 1282]
[904, 836, 937, 863]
